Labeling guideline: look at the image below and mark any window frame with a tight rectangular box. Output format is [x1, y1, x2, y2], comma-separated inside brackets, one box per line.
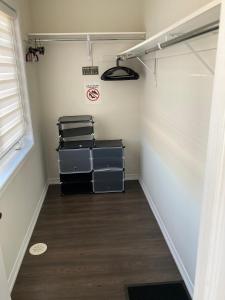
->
[0, 0, 34, 193]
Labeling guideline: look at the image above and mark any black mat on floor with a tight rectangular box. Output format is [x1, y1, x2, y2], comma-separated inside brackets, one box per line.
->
[127, 281, 191, 300]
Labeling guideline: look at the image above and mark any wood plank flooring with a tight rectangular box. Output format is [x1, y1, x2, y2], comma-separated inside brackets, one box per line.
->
[12, 181, 181, 300]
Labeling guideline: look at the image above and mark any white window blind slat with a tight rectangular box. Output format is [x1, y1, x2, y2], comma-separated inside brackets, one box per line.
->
[0, 123, 24, 157]
[0, 64, 17, 74]
[0, 101, 19, 117]
[0, 8, 25, 159]
[0, 47, 14, 57]
[0, 72, 16, 80]
[0, 87, 18, 99]
[0, 113, 23, 136]
[0, 30, 12, 42]
[0, 94, 20, 109]
[0, 39, 13, 49]
[0, 81, 19, 92]
[0, 56, 15, 64]
[0, 19, 11, 32]
[0, 102, 22, 121]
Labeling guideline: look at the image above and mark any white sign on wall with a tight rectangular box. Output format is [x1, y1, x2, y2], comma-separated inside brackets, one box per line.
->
[84, 83, 101, 103]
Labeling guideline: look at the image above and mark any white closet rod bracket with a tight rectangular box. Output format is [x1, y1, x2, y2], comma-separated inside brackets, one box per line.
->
[87, 34, 93, 66]
[170, 33, 215, 75]
[185, 42, 214, 75]
[136, 57, 158, 87]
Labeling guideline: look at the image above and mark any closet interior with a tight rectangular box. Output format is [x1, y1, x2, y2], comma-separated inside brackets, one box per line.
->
[0, 0, 223, 299]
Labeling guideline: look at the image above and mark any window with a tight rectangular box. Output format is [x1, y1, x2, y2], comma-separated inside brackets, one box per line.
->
[0, 1, 33, 189]
[0, 8, 26, 159]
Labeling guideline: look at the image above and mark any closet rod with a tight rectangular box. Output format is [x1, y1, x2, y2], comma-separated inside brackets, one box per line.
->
[27, 38, 145, 42]
[122, 20, 219, 59]
[27, 33, 146, 43]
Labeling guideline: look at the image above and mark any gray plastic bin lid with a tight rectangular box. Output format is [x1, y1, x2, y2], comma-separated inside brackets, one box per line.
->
[58, 115, 93, 124]
[94, 140, 124, 148]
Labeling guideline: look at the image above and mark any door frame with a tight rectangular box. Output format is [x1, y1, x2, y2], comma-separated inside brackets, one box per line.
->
[194, 0, 225, 299]
[0, 246, 11, 300]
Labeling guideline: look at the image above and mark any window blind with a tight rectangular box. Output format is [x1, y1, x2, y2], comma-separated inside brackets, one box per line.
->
[0, 9, 25, 159]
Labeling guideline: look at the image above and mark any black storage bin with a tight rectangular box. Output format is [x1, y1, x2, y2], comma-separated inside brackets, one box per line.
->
[61, 182, 93, 195]
[93, 170, 124, 193]
[60, 172, 92, 183]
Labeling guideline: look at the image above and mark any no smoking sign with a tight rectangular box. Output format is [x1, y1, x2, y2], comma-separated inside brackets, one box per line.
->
[87, 88, 100, 101]
[85, 84, 101, 103]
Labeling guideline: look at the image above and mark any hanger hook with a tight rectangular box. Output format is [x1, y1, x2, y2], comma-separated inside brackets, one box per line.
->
[116, 57, 121, 67]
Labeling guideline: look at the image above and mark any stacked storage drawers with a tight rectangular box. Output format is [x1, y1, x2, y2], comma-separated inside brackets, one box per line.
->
[57, 116, 125, 195]
[93, 140, 125, 193]
[57, 116, 94, 195]
[57, 115, 94, 142]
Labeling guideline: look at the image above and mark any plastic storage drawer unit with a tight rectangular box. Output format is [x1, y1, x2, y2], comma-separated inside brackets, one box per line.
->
[59, 148, 92, 173]
[58, 115, 94, 141]
[93, 140, 124, 170]
[58, 141, 93, 174]
[93, 170, 124, 193]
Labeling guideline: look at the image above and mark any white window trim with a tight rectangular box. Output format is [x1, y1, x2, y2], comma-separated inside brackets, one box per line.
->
[0, 0, 34, 193]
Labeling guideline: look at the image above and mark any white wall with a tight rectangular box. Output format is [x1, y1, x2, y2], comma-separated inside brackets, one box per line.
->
[29, 0, 144, 33]
[28, 0, 144, 181]
[0, 0, 47, 289]
[37, 41, 141, 181]
[141, 0, 218, 294]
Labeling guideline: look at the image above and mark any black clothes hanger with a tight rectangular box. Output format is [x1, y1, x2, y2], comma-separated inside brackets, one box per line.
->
[101, 58, 139, 81]
[26, 40, 45, 62]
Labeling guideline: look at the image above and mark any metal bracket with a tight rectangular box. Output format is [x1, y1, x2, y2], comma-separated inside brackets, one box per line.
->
[184, 42, 214, 75]
[171, 33, 214, 75]
[87, 34, 93, 66]
[136, 56, 158, 87]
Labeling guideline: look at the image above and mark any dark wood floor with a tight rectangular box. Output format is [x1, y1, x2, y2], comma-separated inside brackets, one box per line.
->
[12, 181, 181, 300]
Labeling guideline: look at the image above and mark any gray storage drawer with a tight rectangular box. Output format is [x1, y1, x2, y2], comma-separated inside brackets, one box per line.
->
[93, 148, 123, 170]
[62, 135, 94, 142]
[59, 149, 92, 174]
[93, 170, 124, 193]
[59, 122, 93, 130]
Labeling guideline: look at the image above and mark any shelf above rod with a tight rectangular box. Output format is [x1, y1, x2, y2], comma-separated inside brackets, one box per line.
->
[139, 21, 218, 58]
[27, 32, 146, 42]
[118, 0, 221, 59]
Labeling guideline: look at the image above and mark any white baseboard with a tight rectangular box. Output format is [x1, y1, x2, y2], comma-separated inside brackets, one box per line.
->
[48, 177, 59, 185]
[139, 178, 194, 297]
[48, 174, 139, 185]
[8, 183, 48, 292]
[125, 173, 139, 181]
